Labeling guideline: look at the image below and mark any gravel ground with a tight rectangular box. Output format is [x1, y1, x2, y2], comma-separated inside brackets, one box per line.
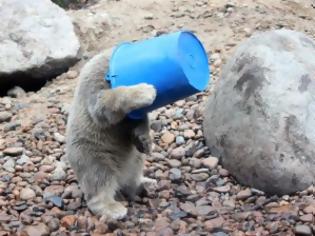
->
[1, 0, 315, 235]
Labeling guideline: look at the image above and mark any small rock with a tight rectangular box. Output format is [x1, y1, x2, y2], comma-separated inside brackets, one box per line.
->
[50, 162, 66, 181]
[7, 86, 26, 98]
[202, 156, 219, 169]
[204, 217, 224, 232]
[44, 185, 64, 198]
[66, 70, 78, 79]
[20, 188, 36, 200]
[170, 147, 186, 159]
[3, 159, 15, 172]
[236, 188, 252, 200]
[294, 225, 312, 236]
[17, 154, 30, 165]
[300, 214, 313, 222]
[180, 202, 196, 215]
[196, 205, 214, 216]
[46, 196, 63, 208]
[212, 185, 231, 193]
[175, 136, 185, 145]
[161, 132, 175, 144]
[53, 133, 65, 144]
[169, 168, 181, 181]
[0, 111, 12, 123]
[167, 159, 181, 168]
[47, 218, 59, 232]
[3, 147, 23, 156]
[303, 204, 315, 214]
[190, 158, 201, 168]
[60, 215, 77, 228]
[183, 130, 195, 138]
[20, 223, 50, 236]
[191, 173, 209, 181]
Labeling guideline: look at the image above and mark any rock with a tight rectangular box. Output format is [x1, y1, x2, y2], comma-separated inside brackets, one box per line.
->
[46, 196, 63, 208]
[170, 147, 186, 159]
[236, 188, 252, 200]
[60, 215, 76, 228]
[202, 156, 219, 169]
[169, 168, 181, 181]
[0, 0, 79, 85]
[161, 132, 175, 144]
[196, 205, 214, 216]
[183, 130, 195, 138]
[7, 86, 26, 98]
[303, 204, 315, 214]
[212, 185, 231, 193]
[44, 185, 64, 199]
[0, 112, 12, 123]
[20, 223, 50, 236]
[294, 225, 312, 236]
[3, 159, 15, 172]
[50, 161, 66, 181]
[20, 188, 36, 200]
[47, 218, 59, 232]
[191, 173, 209, 181]
[17, 154, 30, 165]
[299, 214, 313, 222]
[204, 217, 224, 232]
[203, 29, 315, 195]
[53, 133, 65, 144]
[175, 136, 185, 145]
[3, 147, 23, 156]
[66, 70, 78, 79]
[167, 159, 181, 168]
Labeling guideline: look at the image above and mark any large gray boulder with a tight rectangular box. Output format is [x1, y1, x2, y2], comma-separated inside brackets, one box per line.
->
[203, 29, 315, 195]
[0, 0, 80, 88]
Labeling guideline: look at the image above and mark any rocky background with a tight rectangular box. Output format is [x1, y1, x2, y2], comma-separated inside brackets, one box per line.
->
[0, 0, 315, 235]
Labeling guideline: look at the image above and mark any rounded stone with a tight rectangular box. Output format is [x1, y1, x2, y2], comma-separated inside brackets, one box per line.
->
[203, 29, 315, 195]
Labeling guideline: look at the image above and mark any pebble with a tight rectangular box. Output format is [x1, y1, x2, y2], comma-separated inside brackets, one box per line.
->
[3, 159, 15, 172]
[303, 204, 315, 214]
[191, 173, 209, 181]
[0, 111, 12, 123]
[3, 147, 24, 156]
[20, 188, 36, 200]
[204, 217, 224, 232]
[16, 154, 30, 165]
[212, 185, 231, 193]
[20, 223, 50, 236]
[294, 225, 312, 236]
[53, 133, 66, 144]
[167, 159, 181, 168]
[60, 215, 77, 228]
[66, 70, 78, 79]
[176, 136, 185, 145]
[183, 130, 195, 138]
[161, 132, 175, 144]
[202, 156, 219, 169]
[196, 205, 214, 216]
[169, 168, 181, 181]
[236, 188, 252, 200]
[44, 185, 64, 199]
[50, 162, 66, 181]
[170, 147, 186, 159]
[300, 214, 313, 222]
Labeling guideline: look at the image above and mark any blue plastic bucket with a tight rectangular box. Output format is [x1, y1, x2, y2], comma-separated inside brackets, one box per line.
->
[106, 31, 210, 119]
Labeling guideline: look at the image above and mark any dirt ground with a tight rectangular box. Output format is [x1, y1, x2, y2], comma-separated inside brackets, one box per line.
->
[1, 0, 315, 235]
